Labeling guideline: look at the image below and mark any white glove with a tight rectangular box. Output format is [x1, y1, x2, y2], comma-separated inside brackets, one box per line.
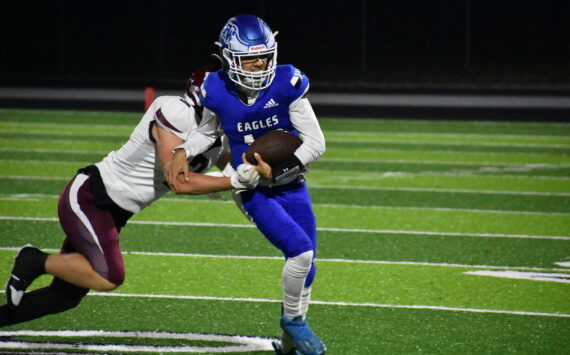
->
[230, 163, 260, 190]
[221, 163, 236, 177]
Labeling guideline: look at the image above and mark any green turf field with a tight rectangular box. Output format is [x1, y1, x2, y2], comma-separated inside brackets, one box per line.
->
[0, 108, 569, 354]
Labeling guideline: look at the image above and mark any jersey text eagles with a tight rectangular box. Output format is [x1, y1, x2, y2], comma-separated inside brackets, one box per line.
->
[237, 115, 279, 132]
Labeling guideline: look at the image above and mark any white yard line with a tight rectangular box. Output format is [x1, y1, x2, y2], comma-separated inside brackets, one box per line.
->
[465, 270, 570, 283]
[0, 160, 86, 165]
[325, 137, 570, 149]
[313, 202, 570, 216]
[0, 147, 109, 155]
[311, 170, 570, 181]
[3, 175, 569, 197]
[1, 216, 569, 240]
[321, 147, 569, 158]
[1, 189, 569, 217]
[0, 175, 69, 181]
[0, 130, 128, 137]
[2, 112, 567, 131]
[1, 246, 568, 272]
[320, 157, 570, 167]
[3, 174, 569, 197]
[308, 184, 570, 197]
[326, 129, 570, 139]
[0, 288, 564, 318]
[83, 292, 570, 318]
[316, 226, 570, 240]
[2, 148, 569, 167]
[4, 175, 570, 197]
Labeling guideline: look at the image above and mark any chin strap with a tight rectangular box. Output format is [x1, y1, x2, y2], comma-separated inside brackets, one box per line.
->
[272, 155, 303, 183]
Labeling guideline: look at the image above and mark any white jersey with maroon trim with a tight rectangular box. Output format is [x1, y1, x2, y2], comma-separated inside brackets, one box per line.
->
[95, 95, 227, 214]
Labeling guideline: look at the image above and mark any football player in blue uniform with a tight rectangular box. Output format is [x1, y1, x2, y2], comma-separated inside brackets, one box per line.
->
[169, 14, 326, 355]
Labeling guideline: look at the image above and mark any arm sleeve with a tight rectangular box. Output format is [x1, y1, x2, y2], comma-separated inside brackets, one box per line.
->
[289, 95, 326, 166]
[174, 107, 221, 159]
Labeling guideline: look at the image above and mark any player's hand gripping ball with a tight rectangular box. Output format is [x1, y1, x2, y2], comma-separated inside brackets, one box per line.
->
[245, 131, 302, 168]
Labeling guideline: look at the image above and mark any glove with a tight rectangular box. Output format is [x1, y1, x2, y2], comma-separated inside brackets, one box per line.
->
[230, 163, 260, 190]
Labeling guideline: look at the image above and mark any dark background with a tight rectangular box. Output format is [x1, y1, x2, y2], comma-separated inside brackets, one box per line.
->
[1, 0, 568, 93]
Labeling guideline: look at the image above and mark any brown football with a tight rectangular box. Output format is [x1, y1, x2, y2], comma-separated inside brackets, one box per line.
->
[245, 130, 302, 167]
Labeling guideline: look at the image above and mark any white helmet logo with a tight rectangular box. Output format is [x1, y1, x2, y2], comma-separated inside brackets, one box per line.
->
[220, 23, 238, 45]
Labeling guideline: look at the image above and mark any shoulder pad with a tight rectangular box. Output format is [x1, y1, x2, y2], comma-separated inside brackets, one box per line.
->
[199, 71, 219, 103]
[283, 65, 310, 100]
[154, 97, 195, 138]
[290, 67, 306, 89]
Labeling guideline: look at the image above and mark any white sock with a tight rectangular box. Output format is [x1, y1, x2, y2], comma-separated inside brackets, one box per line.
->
[300, 286, 312, 319]
[282, 250, 313, 320]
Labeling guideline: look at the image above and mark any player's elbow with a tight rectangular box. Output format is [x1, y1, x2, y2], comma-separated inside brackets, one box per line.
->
[173, 178, 219, 195]
[317, 141, 326, 158]
[310, 140, 326, 160]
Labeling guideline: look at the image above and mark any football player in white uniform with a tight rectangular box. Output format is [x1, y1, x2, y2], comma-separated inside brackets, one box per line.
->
[0, 66, 260, 327]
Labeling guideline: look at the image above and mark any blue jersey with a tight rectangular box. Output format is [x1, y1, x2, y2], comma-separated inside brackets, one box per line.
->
[200, 64, 309, 168]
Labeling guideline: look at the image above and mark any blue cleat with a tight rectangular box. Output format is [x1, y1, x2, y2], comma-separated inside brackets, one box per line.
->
[280, 315, 326, 355]
[272, 341, 301, 355]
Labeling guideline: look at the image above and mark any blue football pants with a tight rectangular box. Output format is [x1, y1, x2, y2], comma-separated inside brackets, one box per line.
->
[238, 181, 317, 287]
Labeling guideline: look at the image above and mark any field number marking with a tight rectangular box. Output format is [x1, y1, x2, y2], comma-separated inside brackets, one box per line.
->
[465, 270, 570, 283]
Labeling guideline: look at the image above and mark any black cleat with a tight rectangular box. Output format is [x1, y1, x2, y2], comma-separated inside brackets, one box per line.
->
[5, 244, 46, 307]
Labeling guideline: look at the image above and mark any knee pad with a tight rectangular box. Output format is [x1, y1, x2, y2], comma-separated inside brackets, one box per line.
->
[284, 250, 314, 278]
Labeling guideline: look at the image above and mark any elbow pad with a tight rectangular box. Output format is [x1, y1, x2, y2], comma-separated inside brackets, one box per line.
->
[272, 155, 303, 183]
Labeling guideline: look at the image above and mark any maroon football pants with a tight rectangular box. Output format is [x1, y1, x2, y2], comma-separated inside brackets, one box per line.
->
[58, 173, 125, 286]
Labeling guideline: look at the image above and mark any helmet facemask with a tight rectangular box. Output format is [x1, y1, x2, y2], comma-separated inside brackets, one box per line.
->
[215, 15, 279, 91]
[218, 42, 277, 91]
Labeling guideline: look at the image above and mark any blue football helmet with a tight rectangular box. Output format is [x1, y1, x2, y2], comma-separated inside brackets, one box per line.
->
[215, 14, 278, 90]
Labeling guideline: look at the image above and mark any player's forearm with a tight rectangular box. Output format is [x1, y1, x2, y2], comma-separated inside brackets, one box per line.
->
[174, 173, 232, 195]
[153, 124, 185, 182]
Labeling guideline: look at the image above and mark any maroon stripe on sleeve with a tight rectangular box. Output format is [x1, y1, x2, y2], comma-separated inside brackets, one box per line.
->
[155, 108, 182, 133]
